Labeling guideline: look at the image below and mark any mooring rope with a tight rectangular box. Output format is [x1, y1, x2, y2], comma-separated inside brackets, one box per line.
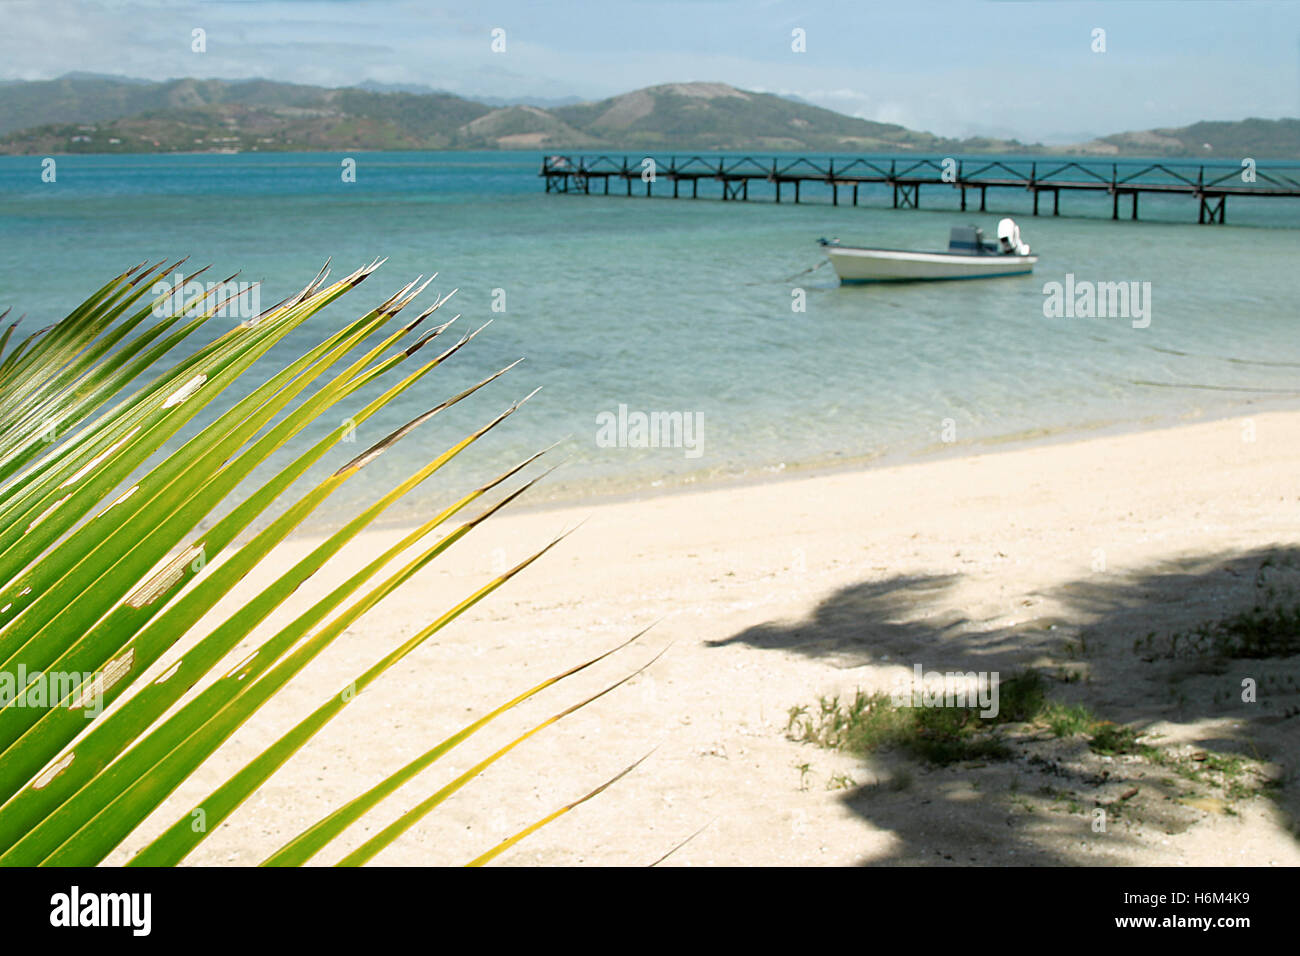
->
[782, 259, 830, 282]
[743, 259, 829, 286]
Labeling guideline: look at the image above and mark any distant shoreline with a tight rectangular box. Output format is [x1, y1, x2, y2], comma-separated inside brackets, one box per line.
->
[5, 146, 1300, 163]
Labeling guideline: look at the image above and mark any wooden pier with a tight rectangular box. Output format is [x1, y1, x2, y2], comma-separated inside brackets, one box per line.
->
[540, 154, 1300, 224]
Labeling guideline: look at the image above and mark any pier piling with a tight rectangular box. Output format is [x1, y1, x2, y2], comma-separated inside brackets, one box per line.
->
[541, 154, 1300, 224]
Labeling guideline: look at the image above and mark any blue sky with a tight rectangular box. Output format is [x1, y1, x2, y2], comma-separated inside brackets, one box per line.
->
[1, 0, 1296, 142]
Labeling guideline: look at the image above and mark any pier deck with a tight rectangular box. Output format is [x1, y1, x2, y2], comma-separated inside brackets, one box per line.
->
[540, 154, 1300, 224]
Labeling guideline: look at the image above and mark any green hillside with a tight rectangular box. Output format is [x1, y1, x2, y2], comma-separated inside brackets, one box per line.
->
[549, 82, 956, 152]
[0, 76, 1015, 155]
[1072, 118, 1300, 159]
[0, 75, 1295, 158]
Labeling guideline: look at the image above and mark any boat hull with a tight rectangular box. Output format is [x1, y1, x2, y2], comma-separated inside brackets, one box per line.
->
[824, 246, 1038, 283]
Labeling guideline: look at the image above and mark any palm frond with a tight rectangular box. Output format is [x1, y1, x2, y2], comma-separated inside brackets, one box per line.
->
[0, 261, 646, 867]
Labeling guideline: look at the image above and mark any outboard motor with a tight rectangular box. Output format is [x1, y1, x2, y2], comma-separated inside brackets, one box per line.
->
[997, 218, 1030, 255]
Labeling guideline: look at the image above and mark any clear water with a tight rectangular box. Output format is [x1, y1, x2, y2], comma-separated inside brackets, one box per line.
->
[1, 151, 1297, 529]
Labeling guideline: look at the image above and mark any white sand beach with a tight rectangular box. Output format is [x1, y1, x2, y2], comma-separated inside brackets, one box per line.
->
[110, 408, 1300, 866]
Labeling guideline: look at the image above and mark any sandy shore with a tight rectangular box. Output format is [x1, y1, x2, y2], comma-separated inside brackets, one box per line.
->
[111, 408, 1300, 866]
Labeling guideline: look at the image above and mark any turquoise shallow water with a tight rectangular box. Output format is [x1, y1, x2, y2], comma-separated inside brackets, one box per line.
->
[1, 151, 1298, 529]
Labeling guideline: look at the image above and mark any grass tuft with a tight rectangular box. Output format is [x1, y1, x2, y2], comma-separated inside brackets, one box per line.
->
[786, 670, 1045, 766]
[1134, 560, 1300, 661]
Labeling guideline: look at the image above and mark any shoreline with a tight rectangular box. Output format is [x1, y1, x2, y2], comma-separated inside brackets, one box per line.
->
[349, 391, 1300, 531]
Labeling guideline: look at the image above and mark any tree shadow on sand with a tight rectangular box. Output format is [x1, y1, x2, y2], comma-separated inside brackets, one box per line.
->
[708, 546, 1300, 865]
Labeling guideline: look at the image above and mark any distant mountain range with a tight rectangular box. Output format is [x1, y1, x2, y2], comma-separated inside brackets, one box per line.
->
[1072, 118, 1300, 159]
[0, 74, 1296, 159]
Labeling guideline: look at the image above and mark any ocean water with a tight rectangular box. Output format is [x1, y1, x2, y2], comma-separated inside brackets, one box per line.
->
[1, 151, 1298, 530]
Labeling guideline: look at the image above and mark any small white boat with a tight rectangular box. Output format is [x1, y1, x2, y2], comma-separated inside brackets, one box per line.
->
[820, 219, 1038, 283]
